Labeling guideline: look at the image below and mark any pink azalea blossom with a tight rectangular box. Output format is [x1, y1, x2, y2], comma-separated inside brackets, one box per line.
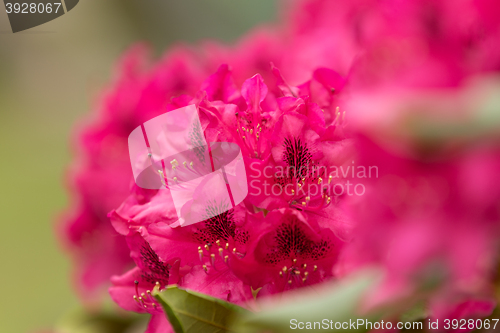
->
[230, 208, 345, 296]
[146, 203, 255, 305]
[62, 0, 500, 330]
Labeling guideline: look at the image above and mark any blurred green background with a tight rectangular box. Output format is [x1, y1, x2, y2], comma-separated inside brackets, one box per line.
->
[0, 1, 276, 332]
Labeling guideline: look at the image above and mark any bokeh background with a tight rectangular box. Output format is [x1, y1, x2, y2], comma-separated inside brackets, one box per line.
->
[0, 1, 276, 332]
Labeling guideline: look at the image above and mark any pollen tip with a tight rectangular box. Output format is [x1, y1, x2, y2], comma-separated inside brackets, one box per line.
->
[282, 266, 287, 272]
[313, 265, 318, 272]
[224, 255, 228, 263]
[302, 264, 307, 269]
[288, 280, 292, 284]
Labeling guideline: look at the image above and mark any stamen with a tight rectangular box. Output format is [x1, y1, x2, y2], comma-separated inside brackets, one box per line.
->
[313, 265, 317, 272]
[318, 177, 322, 184]
[225, 242, 229, 250]
[288, 280, 292, 284]
[302, 264, 307, 269]
[203, 264, 208, 272]
[224, 255, 228, 263]
[328, 175, 332, 184]
[134, 280, 139, 295]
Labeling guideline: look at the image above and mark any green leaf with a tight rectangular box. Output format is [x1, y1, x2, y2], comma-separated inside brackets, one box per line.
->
[399, 301, 428, 323]
[154, 285, 251, 333]
[232, 270, 383, 333]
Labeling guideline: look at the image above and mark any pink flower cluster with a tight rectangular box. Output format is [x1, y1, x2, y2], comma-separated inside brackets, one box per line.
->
[61, 0, 500, 332]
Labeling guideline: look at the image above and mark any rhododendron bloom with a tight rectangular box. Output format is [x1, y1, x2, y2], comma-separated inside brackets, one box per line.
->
[146, 203, 255, 304]
[231, 208, 345, 296]
[60, 0, 500, 331]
